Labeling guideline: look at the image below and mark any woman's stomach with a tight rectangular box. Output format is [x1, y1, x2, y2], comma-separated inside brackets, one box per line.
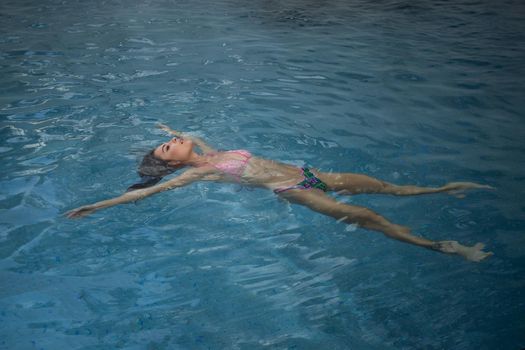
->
[242, 158, 305, 190]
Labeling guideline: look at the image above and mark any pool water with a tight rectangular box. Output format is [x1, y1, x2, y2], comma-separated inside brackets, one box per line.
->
[1, 0, 524, 348]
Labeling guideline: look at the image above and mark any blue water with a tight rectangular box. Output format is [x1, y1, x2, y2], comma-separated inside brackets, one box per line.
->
[1, 0, 524, 348]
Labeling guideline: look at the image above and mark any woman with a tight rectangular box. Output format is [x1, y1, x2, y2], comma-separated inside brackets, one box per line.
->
[67, 124, 494, 262]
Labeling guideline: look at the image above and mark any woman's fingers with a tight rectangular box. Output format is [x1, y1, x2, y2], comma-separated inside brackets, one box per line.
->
[65, 209, 82, 218]
[156, 124, 173, 133]
[156, 123, 183, 137]
[65, 206, 94, 219]
[156, 123, 172, 132]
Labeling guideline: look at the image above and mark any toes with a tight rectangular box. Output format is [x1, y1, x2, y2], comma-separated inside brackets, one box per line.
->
[449, 190, 466, 199]
[448, 182, 495, 191]
[476, 251, 493, 262]
[474, 243, 485, 250]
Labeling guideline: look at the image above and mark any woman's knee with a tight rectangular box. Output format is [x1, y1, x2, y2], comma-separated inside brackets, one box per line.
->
[340, 206, 383, 226]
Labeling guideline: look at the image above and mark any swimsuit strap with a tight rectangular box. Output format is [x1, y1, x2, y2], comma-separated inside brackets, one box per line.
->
[225, 150, 252, 158]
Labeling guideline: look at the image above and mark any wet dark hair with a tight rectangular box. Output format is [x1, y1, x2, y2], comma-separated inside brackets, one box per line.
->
[126, 149, 182, 192]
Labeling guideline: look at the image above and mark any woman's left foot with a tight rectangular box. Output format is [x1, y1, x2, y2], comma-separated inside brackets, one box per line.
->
[443, 182, 495, 198]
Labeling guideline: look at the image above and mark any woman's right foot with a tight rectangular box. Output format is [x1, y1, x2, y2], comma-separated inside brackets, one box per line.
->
[434, 240, 493, 262]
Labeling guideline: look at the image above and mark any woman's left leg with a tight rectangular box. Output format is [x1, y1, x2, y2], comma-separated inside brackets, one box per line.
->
[316, 172, 493, 196]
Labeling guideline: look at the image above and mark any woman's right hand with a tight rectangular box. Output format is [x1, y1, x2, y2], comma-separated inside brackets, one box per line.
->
[66, 205, 97, 219]
[156, 123, 183, 138]
[156, 122, 215, 154]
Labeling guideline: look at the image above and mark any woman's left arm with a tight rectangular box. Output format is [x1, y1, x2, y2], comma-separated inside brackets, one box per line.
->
[66, 168, 208, 218]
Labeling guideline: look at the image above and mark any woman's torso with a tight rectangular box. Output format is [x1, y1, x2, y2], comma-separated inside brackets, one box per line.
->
[200, 150, 311, 191]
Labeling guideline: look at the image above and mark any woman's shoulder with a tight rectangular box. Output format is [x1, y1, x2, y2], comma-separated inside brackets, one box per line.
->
[224, 149, 252, 157]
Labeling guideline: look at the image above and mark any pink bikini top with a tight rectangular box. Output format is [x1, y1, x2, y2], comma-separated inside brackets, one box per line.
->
[208, 150, 252, 178]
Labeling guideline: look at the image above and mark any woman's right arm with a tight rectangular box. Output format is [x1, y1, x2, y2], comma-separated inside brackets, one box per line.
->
[66, 168, 207, 218]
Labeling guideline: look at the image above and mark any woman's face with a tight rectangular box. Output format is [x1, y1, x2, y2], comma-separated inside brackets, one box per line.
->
[153, 137, 193, 163]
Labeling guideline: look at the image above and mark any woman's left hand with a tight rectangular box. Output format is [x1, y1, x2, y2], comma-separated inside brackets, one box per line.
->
[65, 205, 97, 219]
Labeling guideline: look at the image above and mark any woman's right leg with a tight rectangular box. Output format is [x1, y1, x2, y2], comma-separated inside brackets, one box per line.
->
[277, 189, 493, 261]
[278, 188, 435, 248]
[316, 172, 493, 196]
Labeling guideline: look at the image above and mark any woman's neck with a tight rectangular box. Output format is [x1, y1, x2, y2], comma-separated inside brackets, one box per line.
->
[185, 151, 212, 167]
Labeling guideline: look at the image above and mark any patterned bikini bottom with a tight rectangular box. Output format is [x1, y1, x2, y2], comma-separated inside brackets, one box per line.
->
[273, 167, 328, 194]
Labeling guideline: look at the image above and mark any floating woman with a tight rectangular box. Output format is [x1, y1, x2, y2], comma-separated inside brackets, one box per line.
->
[67, 124, 494, 262]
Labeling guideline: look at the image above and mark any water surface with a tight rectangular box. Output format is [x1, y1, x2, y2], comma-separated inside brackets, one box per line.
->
[1, 0, 524, 349]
